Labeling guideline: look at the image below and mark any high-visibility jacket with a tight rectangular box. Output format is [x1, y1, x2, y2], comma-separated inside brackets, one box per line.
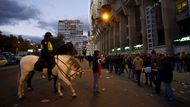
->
[41, 39, 53, 52]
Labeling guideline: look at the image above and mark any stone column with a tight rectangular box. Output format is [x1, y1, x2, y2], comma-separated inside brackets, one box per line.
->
[113, 21, 117, 53]
[96, 31, 100, 50]
[128, 6, 136, 51]
[107, 27, 111, 54]
[104, 29, 108, 54]
[119, 14, 127, 52]
[161, 0, 177, 55]
[96, 35, 101, 51]
[139, 0, 148, 54]
[109, 26, 114, 54]
[115, 22, 120, 53]
[101, 30, 104, 53]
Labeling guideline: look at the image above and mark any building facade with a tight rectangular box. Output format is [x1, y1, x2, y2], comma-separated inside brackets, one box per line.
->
[58, 20, 87, 55]
[90, 0, 190, 55]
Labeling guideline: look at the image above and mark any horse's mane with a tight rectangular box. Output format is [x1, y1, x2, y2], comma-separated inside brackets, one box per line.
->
[56, 42, 77, 55]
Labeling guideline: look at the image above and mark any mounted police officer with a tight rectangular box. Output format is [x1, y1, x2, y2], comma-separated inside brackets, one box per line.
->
[41, 32, 55, 81]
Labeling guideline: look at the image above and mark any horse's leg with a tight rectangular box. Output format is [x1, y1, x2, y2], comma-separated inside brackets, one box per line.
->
[53, 75, 58, 93]
[69, 83, 77, 97]
[60, 77, 76, 97]
[26, 71, 35, 91]
[18, 72, 28, 99]
[57, 79, 63, 96]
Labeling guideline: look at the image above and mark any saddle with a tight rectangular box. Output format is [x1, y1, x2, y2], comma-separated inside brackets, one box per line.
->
[34, 57, 55, 72]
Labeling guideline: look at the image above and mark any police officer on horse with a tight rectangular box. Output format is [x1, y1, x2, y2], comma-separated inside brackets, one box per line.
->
[41, 32, 55, 81]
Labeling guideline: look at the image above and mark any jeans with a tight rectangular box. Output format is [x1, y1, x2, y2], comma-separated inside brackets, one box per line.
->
[93, 72, 99, 92]
[150, 71, 158, 86]
[175, 62, 181, 72]
[135, 70, 141, 85]
[145, 73, 152, 86]
[163, 82, 174, 101]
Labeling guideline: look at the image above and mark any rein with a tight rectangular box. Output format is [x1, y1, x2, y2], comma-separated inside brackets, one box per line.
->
[55, 55, 80, 80]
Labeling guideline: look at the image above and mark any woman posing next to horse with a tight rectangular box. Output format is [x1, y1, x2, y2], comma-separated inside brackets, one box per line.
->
[41, 32, 55, 81]
[92, 50, 102, 95]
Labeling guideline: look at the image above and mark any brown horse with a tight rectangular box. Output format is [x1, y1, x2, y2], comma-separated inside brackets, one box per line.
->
[56, 42, 77, 55]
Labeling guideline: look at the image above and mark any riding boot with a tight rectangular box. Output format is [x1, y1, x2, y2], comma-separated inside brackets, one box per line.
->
[48, 68, 52, 81]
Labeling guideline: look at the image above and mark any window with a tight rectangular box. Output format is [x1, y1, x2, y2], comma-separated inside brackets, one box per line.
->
[147, 30, 151, 33]
[176, 0, 188, 14]
[148, 34, 152, 38]
[149, 39, 152, 42]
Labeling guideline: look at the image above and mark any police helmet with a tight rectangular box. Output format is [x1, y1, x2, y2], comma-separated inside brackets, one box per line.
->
[44, 32, 52, 38]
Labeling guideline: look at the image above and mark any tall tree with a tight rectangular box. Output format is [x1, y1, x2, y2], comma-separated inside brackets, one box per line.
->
[51, 33, 65, 51]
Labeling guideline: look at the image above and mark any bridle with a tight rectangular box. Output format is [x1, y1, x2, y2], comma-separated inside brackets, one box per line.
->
[55, 55, 81, 80]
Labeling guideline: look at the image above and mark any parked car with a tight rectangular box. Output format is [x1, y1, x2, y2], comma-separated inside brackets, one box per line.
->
[0, 55, 8, 66]
[7, 55, 17, 65]
[15, 51, 28, 63]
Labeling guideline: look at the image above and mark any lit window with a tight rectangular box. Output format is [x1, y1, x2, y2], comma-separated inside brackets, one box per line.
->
[176, 0, 188, 14]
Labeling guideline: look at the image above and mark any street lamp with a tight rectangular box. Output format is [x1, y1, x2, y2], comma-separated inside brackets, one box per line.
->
[101, 12, 110, 22]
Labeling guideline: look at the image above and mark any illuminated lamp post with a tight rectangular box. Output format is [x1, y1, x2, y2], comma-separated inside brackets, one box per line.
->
[101, 12, 110, 23]
[99, 2, 112, 54]
[100, 3, 112, 24]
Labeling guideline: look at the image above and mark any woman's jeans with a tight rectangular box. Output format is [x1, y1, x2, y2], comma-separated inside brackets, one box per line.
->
[163, 82, 174, 101]
[93, 72, 99, 92]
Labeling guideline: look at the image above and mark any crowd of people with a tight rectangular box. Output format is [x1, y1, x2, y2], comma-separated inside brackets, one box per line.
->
[86, 50, 190, 101]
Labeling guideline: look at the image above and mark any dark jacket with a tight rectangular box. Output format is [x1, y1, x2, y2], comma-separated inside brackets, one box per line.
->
[40, 39, 55, 68]
[92, 56, 99, 72]
[158, 57, 173, 83]
[41, 39, 53, 58]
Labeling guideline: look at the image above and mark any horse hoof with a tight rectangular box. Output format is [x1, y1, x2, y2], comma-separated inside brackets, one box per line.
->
[58, 93, 63, 97]
[72, 94, 77, 98]
[18, 96, 23, 100]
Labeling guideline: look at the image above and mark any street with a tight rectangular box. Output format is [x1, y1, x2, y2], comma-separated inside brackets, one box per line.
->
[0, 60, 189, 107]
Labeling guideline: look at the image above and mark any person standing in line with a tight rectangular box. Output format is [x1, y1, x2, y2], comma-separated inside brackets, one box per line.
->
[158, 56, 174, 101]
[150, 50, 159, 90]
[126, 55, 133, 79]
[92, 50, 101, 95]
[143, 55, 152, 87]
[133, 54, 143, 86]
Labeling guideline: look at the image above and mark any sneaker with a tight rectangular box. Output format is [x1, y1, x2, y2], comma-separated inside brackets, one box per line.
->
[42, 75, 46, 79]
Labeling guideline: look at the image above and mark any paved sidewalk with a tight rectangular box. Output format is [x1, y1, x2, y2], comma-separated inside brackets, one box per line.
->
[173, 72, 190, 85]
[100, 66, 190, 106]
[172, 72, 190, 104]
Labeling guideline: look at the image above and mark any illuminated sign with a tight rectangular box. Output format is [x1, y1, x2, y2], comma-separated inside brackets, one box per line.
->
[174, 36, 190, 42]
[134, 44, 143, 48]
[124, 46, 130, 50]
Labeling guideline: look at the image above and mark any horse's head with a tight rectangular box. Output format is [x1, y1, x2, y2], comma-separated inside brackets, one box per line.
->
[56, 55, 84, 81]
[56, 42, 77, 56]
[66, 56, 84, 80]
[66, 42, 77, 55]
